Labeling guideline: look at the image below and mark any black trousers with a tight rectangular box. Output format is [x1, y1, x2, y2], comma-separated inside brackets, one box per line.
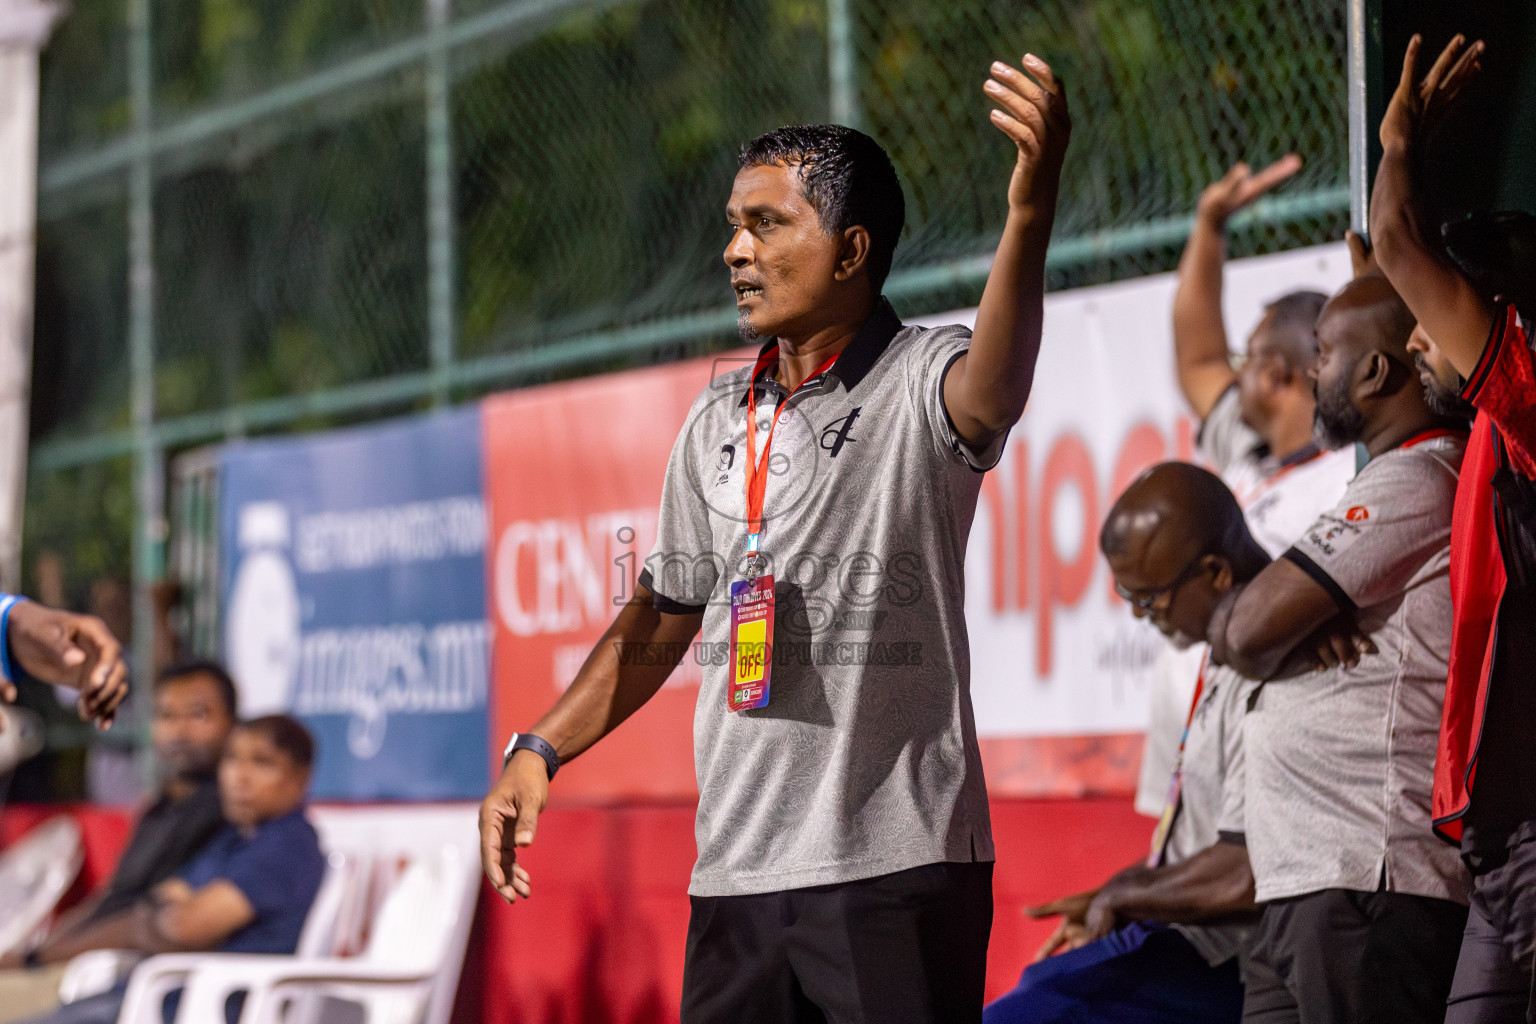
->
[1447, 822, 1536, 1024]
[681, 861, 994, 1024]
[1240, 887, 1467, 1024]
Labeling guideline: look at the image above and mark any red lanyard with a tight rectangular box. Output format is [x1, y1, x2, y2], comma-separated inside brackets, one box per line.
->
[743, 346, 838, 551]
[1176, 651, 1211, 752]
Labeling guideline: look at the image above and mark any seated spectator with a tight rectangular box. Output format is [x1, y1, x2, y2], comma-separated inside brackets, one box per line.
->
[1210, 273, 1471, 1023]
[1369, 31, 1536, 1021]
[0, 662, 237, 1023]
[987, 463, 1270, 1024]
[17, 715, 326, 1024]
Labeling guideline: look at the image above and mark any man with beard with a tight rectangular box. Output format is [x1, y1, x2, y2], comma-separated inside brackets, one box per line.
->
[1370, 33, 1536, 1021]
[0, 662, 235, 1021]
[480, 53, 1071, 1023]
[1208, 273, 1471, 1023]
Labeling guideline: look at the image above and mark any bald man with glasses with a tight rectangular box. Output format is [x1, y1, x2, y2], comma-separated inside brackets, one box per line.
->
[988, 463, 1364, 1024]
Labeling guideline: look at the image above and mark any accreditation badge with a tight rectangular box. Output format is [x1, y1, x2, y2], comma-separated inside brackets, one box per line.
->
[727, 574, 775, 712]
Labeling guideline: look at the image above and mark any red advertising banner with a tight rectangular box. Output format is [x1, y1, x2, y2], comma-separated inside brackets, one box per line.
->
[483, 357, 729, 799]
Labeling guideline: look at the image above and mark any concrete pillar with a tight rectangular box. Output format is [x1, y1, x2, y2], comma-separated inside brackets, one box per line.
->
[0, 0, 62, 592]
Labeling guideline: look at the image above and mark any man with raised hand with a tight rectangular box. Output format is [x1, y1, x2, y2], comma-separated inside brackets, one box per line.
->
[1369, 31, 1536, 1022]
[1172, 157, 1355, 556]
[988, 463, 1271, 1024]
[1211, 274, 1471, 1023]
[480, 53, 1069, 1023]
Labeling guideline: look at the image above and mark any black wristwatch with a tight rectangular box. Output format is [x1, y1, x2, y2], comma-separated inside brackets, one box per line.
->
[502, 732, 560, 779]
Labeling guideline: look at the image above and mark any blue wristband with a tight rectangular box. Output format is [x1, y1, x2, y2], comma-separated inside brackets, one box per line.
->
[0, 594, 25, 685]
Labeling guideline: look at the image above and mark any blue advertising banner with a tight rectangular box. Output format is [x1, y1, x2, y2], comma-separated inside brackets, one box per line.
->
[220, 406, 489, 800]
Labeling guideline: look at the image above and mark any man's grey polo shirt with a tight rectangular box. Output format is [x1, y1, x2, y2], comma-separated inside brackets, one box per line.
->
[1232, 433, 1471, 905]
[1161, 662, 1259, 967]
[638, 299, 1003, 898]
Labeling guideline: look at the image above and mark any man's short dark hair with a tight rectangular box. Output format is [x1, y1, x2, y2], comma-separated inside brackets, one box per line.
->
[236, 715, 315, 770]
[156, 659, 238, 720]
[1262, 290, 1329, 373]
[739, 124, 905, 292]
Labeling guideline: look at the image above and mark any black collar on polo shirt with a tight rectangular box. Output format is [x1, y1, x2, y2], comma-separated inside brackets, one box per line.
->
[742, 297, 903, 405]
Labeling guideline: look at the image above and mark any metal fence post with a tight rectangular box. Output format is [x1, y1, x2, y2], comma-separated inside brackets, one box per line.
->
[827, 0, 861, 130]
[1346, 0, 1383, 237]
[425, 0, 457, 406]
[127, 0, 161, 711]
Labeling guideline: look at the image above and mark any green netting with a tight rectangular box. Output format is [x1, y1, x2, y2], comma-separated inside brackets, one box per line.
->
[30, 187, 132, 442]
[153, 92, 430, 418]
[35, 0, 130, 162]
[25, 0, 1350, 606]
[151, 0, 422, 116]
[455, 0, 831, 357]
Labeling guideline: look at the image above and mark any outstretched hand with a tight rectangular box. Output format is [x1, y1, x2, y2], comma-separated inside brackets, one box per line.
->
[3, 601, 127, 729]
[985, 54, 1071, 217]
[1196, 155, 1302, 228]
[1380, 34, 1484, 155]
[1024, 888, 1098, 961]
[479, 750, 548, 904]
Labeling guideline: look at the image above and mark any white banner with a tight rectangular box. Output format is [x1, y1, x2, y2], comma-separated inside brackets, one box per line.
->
[912, 242, 1353, 738]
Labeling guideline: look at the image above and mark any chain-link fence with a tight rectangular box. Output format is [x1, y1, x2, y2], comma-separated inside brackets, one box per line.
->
[24, 0, 1349, 703]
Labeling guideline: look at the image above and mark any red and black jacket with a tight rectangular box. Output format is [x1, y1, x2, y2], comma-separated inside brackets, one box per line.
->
[1434, 305, 1536, 842]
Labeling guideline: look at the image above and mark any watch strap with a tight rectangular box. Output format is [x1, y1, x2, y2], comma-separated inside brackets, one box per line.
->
[503, 732, 559, 779]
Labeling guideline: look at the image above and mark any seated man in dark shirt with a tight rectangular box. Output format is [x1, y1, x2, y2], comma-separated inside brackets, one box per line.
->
[0, 662, 236, 1021]
[19, 715, 326, 1024]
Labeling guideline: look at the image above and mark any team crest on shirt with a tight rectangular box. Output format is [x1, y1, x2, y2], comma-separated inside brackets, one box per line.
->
[1345, 505, 1370, 522]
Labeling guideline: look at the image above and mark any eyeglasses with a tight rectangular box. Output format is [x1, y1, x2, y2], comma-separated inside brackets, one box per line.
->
[1114, 556, 1210, 612]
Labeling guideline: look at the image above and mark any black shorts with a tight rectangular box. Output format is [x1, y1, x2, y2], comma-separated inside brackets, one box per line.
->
[681, 860, 994, 1024]
[1241, 887, 1466, 1024]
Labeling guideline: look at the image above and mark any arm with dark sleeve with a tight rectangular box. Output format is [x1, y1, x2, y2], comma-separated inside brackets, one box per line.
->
[1464, 307, 1536, 478]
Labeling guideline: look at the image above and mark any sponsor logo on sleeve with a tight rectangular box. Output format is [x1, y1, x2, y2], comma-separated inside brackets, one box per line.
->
[1304, 508, 1370, 558]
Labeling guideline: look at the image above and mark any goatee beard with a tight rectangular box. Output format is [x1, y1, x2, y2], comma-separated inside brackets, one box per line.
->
[1413, 354, 1476, 422]
[737, 313, 760, 345]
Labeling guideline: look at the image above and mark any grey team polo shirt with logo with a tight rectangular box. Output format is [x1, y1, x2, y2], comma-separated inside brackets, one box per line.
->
[1229, 433, 1470, 906]
[637, 299, 1004, 898]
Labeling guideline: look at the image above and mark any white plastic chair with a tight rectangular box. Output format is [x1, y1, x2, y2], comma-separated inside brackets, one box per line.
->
[116, 843, 477, 1024]
[58, 848, 358, 1006]
[0, 815, 84, 958]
